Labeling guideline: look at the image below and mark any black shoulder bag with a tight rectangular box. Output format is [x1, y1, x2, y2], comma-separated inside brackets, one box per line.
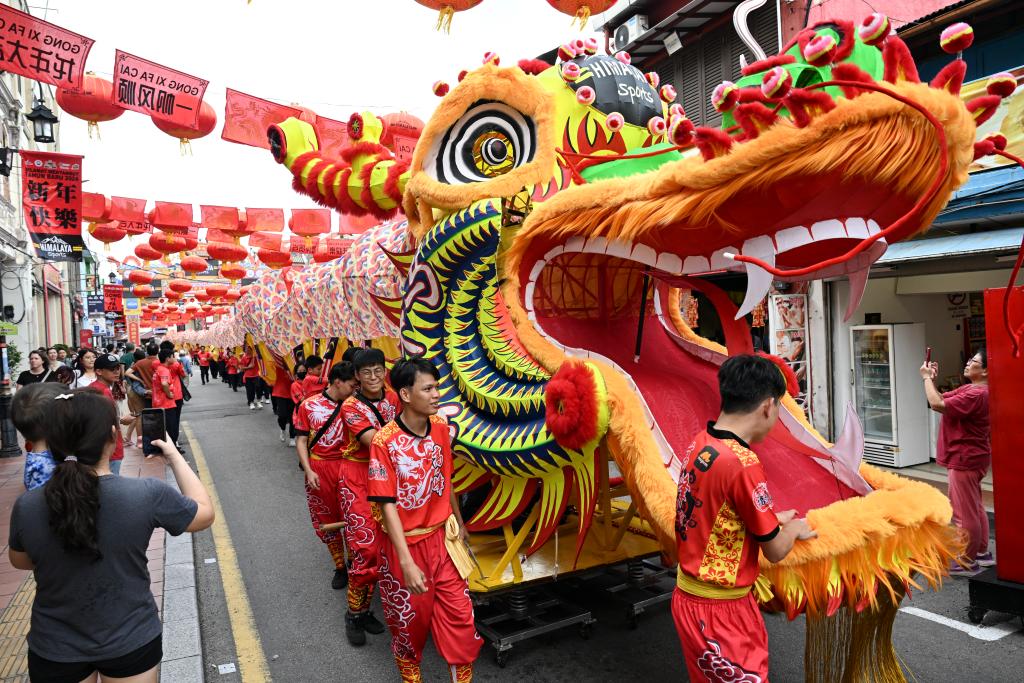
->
[309, 401, 344, 450]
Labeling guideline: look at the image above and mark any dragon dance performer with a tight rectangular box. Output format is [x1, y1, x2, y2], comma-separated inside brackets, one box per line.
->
[369, 356, 481, 683]
[674, 355, 815, 682]
[335, 347, 400, 645]
[295, 362, 361, 590]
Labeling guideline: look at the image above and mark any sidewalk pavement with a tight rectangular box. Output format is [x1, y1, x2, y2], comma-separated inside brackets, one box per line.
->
[0, 442, 199, 682]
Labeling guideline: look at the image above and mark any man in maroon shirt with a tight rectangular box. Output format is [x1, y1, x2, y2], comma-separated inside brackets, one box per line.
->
[90, 353, 126, 475]
[921, 347, 991, 573]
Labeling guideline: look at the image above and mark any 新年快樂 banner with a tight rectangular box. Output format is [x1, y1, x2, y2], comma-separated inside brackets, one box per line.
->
[0, 4, 93, 90]
[22, 150, 84, 262]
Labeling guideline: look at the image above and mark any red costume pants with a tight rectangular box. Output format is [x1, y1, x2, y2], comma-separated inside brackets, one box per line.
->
[948, 466, 990, 561]
[378, 528, 482, 675]
[672, 588, 769, 683]
[305, 458, 380, 610]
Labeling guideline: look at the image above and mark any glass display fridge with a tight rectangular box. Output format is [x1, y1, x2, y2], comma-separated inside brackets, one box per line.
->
[850, 323, 930, 467]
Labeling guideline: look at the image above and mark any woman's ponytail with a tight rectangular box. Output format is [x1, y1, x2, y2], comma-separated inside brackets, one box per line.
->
[43, 389, 118, 562]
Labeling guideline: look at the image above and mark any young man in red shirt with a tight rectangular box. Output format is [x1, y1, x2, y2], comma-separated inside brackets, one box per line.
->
[271, 362, 296, 446]
[336, 347, 400, 645]
[673, 355, 815, 682]
[369, 356, 480, 682]
[197, 348, 211, 385]
[299, 354, 327, 400]
[90, 353, 126, 475]
[294, 362, 361, 592]
[921, 347, 992, 573]
[241, 348, 262, 410]
[152, 349, 181, 452]
[225, 351, 240, 392]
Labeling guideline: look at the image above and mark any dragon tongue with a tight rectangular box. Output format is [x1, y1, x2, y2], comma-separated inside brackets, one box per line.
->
[843, 266, 871, 322]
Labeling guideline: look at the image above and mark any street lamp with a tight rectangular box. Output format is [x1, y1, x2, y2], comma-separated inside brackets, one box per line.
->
[25, 99, 58, 144]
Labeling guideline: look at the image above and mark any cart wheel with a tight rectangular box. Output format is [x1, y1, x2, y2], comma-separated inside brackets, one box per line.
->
[495, 649, 510, 668]
[580, 622, 594, 640]
[967, 606, 986, 624]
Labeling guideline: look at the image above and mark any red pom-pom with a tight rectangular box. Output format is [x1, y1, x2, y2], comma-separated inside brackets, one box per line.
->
[432, 80, 450, 97]
[545, 360, 601, 450]
[987, 72, 1017, 98]
[519, 58, 552, 76]
[940, 22, 973, 54]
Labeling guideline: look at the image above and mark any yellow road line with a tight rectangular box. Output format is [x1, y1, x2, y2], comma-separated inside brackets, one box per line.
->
[183, 422, 271, 682]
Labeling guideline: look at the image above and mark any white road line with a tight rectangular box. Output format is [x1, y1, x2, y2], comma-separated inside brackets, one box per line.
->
[900, 606, 1021, 642]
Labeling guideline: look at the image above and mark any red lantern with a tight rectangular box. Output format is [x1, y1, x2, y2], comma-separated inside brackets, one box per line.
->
[179, 254, 208, 276]
[220, 263, 247, 282]
[152, 101, 218, 154]
[184, 301, 202, 313]
[223, 288, 242, 302]
[206, 283, 229, 298]
[193, 288, 210, 302]
[87, 221, 127, 250]
[168, 279, 192, 294]
[545, 1, 617, 26]
[144, 302, 161, 312]
[257, 248, 291, 269]
[127, 269, 154, 285]
[135, 242, 163, 263]
[207, 241, 248, 264]
[150, 231, 197, 256]
[56, 73, 125, 138]
[165, 289, 183, 301]
[413, 1, 484, 31]
[381, 111, 425, 150]
[133, 284, 156, 298]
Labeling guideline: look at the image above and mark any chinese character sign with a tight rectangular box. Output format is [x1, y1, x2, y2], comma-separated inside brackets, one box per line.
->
[0, 5, 93, 89]
[103, 284, 124, 313]
[112, 50, 208, 129]
[22, 151, 84, 262]
[126, 318, 140, 346]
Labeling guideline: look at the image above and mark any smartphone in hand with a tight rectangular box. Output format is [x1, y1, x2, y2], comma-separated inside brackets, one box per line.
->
[141, 408, 166, 457]
[925, 347, 932, 363]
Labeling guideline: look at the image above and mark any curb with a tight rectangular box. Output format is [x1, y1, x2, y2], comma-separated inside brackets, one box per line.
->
[160, 465, 203, 683]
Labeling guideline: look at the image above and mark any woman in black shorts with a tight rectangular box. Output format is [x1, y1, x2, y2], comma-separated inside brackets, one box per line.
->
[7, 389, 215, 682]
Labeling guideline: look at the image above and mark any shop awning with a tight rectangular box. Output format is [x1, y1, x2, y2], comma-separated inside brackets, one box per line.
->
[877, 227, 1024, 265]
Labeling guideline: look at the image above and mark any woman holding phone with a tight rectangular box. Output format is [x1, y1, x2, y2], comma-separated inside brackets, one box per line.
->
[7, 389, 214, 682]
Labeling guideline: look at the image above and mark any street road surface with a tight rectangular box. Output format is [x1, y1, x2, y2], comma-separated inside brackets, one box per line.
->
[181, 381, 1024, 682]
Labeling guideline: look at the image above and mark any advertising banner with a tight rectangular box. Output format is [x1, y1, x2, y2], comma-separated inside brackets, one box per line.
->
[86, 293, 104, 315]
[22, 151, 84, 261]
[222, 89, 301, 149]
[769, 293, 811, 419]
[113, 49, 208, 129]
[0, 4, 93, 89]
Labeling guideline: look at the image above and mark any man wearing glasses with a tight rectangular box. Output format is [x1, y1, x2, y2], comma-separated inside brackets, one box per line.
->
[921, 347, 992, 574]
[337, 348, 400, 646]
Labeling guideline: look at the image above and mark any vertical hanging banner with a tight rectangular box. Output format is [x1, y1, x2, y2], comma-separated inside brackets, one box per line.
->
[0, 4, 94, 89]
[222, 89, 302, 149]
[112, 50, 208, 128]
[103, 284, 124, 314]
[22, 151, 84, 261]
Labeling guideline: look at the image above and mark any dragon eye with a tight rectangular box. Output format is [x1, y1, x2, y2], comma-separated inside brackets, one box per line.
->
[429, 100, 535, 184]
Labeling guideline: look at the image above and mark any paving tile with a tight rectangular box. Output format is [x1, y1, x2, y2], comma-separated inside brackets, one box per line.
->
[161, 617, 201, 661]
[164, 563, 195, 591]
[159, 654, 202, 683]
[162, 587, 197, 624]
[164, 542, 193, 566]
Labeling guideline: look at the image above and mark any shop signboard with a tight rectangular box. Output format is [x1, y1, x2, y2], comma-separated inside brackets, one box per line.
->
[768, 293, 811, 420]
[103, 284, 124, 312]
[86, 293, 104, 315]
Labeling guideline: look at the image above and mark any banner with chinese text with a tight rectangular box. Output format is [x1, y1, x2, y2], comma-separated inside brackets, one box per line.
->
[113, 50, 208, 129]
[22, 151, 84, 261]
[0, 4, 93, 89]
[103, 284, 124, 313]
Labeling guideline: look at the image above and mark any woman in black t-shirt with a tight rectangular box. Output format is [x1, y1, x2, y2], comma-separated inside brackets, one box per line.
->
[16, 350, 52, 388]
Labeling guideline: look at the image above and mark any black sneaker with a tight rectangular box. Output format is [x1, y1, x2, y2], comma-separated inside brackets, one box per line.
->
[359, 611, 386, 635]
[345, 612, 366, 646]
[331, 567, 348, 590]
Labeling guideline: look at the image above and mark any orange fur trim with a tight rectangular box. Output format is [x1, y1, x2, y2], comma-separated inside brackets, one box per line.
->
[405, 64, 557, 240]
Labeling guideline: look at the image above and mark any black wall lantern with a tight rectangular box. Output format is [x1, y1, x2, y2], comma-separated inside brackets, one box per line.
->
[26, 99, 58, 144]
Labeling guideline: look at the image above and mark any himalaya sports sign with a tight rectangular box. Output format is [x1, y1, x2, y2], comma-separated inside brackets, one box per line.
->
[22, 151, 84, 262]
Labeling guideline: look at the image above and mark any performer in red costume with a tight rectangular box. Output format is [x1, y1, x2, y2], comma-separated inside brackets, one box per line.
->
[294, 362, 361, 590]
[369, 356, 480, 683]
[673, 355, 816, 683]
[337, 347, 400, 645]
[299, 354, 327, 400]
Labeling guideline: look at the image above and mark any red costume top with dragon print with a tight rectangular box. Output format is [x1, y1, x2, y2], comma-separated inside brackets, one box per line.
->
[293, 391, 350, 460]
[340, 390, 400, 462]
[676, 424, 780, 590]
[368, 414, 453, 545]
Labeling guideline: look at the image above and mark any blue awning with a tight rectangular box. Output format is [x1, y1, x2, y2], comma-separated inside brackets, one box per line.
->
[877, 227, 1024, 264]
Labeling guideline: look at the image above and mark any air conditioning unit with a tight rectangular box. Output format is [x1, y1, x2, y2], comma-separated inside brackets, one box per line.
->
[613, 14, 648, 51]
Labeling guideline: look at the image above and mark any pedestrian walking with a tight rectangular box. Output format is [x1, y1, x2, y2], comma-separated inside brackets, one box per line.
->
[294, 362, 360, 590]
[198, 348, 211, 385]
[209, 347, 220, 381]
[271, 363, 297, 445]
[119, 343, 136, 372]
[16, 350, 53, 388]
[672, 355, 815, 682]
[226, 351, 240, 392]
[11, 383, 63, 490]
[921, 347, 992, 573]
[178, 350, 193, 385]
[153, 349, 182, 448]
[242, 348, 262, 409]
[369, 356, 481, 682]
[71, 348, 98, 389]
[89, 353, 127, 475]
[8, 389, 214, 683]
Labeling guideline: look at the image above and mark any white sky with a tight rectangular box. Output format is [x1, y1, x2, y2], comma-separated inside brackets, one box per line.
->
[43, 0, 591, 260]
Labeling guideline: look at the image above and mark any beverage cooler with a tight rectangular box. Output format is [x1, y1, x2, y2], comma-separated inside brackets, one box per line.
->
[850, 323, 930, 468]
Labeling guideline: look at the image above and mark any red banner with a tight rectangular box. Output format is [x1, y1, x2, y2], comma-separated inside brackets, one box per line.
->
[103, 284, 124, 312]
[112, 50, 209, 128]
[201, 205, 240, 231]
[289, 209, 331, 235]
[82, 192, 109, 222]
[245, 207, 284, 232]
[222, 89, 302, 149]
[126, 318, 140, 346]
[289, 236, 316, 255]
[315, 115, 349, 153]
[120, 219, 152, 236]
[392, 133, 417, 163]
[314, 235, 353, 262]
[22, 151, 84, 261]
[0, 5, 93, 89]
[249, 232, 282, 250]
[109, 196, 146, 222]
[149, 201, 193, 229]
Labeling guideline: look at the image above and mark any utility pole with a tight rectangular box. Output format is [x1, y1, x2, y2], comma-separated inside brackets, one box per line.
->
[0, 268, 22, 458]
